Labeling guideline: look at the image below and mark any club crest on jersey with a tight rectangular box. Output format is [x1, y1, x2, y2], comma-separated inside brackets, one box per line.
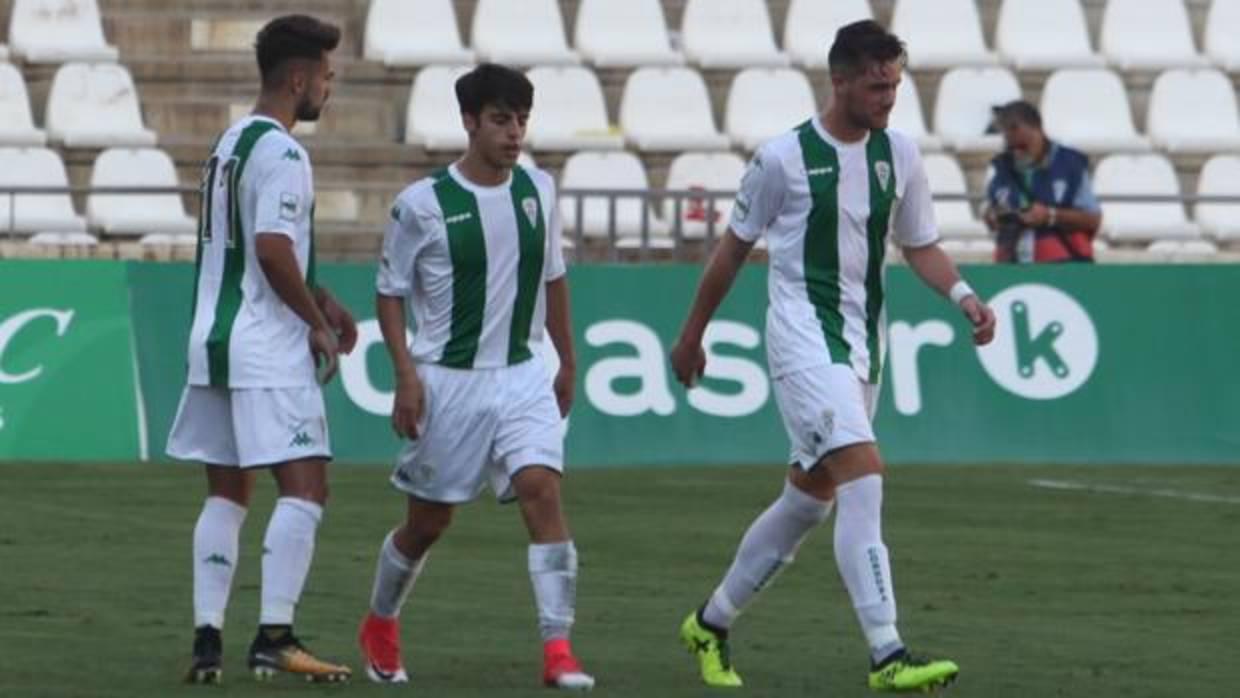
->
[522, 197, 539, 227]
[875, 161, 892, 193]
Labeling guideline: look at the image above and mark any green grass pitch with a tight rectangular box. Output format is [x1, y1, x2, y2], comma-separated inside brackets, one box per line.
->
[1, 462, 1236, 697]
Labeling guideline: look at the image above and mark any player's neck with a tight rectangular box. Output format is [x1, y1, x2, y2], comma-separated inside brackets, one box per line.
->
[456, 151, 510, 188]
[252, 94, 296, 132]
[820, 108, 868, 144]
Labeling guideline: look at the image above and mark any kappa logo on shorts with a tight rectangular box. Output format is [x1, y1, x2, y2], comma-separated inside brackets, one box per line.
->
[809, 408, 835, 447]
[414, 463, 435, 483]
[289, 420, 314, 447]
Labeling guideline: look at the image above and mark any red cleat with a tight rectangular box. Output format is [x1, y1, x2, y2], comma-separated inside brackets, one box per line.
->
[358, 612, 408, 683]
[542, 638, 595, 690]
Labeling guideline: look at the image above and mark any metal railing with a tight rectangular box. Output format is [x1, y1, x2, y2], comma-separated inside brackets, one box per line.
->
[5, 185, 1240, 256]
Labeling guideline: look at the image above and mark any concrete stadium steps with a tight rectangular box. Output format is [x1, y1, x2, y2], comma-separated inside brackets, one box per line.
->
[142, 94, 400, 142]
[98, 0, 366, 57]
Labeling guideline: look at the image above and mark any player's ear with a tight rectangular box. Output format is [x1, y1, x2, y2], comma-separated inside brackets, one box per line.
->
[461, 111, 479, 135]
[288, 63, 309, 97]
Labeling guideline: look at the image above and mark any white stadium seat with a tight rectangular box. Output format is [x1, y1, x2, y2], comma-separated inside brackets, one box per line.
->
[619, 67, 731, 152]
[783, 0, 872, 68]
[681, 0, 789, 69]
[725, 68, 815, 151]
[8, 0, 118, 63]
[933, 67, 1020, 153]
[0, 62, 46, 145]
[1194, 155, 1240, 242]
[88, 148, 196, 236]
[524, 66, 623, 151]
[45, 63, 157, 147]
[1094, 154, 1201, 243]
[663, 152, 746, 240]
[574, 0, 682, 67]
[363, 0, 474, 67]
[558, 151, 667, 243]
[472, 0, 579, 66]
[1205, 0, 1240, 71]
[1100, 0, 1209, 70]
[136, 232, 195, 246]
[923, 153, 987, 240]
[891, 0, 998, 69]
[891, 77, 941, 152]
[1040, 69, 1151, 153]
[0, 147, 86, 233]
[404, 65, 471, 151]
[28, 231, 97, 245]
[1144, 239, 1219, 261]
[995, 0, 1104, 70]
[1146, 69, 1240, 154]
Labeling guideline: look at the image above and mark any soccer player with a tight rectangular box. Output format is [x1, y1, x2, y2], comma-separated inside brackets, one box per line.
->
[669, 20, 996, 693]
[355, 63, 593, 690]
[166, 15, 357, 685]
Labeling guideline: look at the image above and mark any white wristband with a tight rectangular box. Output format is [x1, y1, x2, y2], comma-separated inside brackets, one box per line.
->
[949, 280, 975, 306]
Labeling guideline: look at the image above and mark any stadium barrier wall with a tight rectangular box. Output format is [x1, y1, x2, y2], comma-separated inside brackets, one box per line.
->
[0, 260, 1235, 465]
[0, 261, 144, 461]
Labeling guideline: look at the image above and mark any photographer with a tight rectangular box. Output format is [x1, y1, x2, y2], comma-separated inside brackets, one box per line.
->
[984, 100, 1101, 263]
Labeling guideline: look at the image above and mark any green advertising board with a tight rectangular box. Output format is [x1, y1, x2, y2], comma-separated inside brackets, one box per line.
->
[2, 260, 1237, 466]
[0, 261, 143, 461]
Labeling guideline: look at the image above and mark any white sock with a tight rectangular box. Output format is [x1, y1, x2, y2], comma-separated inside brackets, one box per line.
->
[192, 497, 247, 629]
[369, 530, 427, 618]
[259, 497, 322, 626]
[702, 480, 833, 630]
[834, 475, 902, 661]
[529, 541, 578, 642]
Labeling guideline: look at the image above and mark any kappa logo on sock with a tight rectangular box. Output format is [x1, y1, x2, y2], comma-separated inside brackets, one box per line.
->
[203, 553, 232, 567]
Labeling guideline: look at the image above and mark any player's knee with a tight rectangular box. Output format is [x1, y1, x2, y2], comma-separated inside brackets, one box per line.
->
[514, 467, 562, 505]
[406, 507, 453, 548]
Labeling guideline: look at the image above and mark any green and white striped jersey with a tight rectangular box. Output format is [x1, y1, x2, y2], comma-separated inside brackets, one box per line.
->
[731, 118, 938, 383]
[377, 163, 566, 369]
[186, 115, 318, 388]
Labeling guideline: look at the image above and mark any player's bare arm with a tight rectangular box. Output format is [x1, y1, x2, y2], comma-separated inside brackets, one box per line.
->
[670, 231, 755, 387]
[545, 276, 576, 418]
[902, 242, 997, 346]
[254, 232, 340, 382]
[313, 286, 358, 354]
[375, 292, 423, 439]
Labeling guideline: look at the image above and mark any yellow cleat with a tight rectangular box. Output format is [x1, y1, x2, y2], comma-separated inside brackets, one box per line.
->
[868, 650, 959, 693]
[679, 611, 743, 688]
[247, 629, 352, 683]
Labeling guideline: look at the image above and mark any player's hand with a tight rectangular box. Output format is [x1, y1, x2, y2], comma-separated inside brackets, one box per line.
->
[309, 326, 340, 384]
[322, 296, 358, 354]
[553, 364, 575, 418]
[392, 372, 425, 439]
[669, 338, 706, 388]
[961, 296, 997, 346]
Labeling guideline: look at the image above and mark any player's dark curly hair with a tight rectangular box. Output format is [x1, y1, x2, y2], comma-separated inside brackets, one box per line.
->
[455, 63, 534, 117]
[255, 15, 341, 85]
[828, 19, 907, 76]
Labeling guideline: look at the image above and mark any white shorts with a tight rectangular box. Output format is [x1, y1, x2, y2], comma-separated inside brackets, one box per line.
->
[772, 363, 879, 470]
[391, 359, 564, 504]
[166, 385, 332, 468]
